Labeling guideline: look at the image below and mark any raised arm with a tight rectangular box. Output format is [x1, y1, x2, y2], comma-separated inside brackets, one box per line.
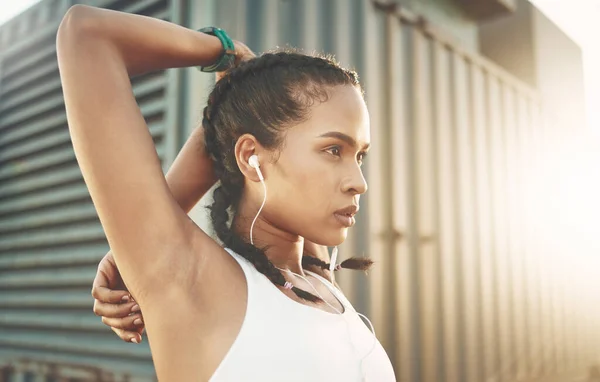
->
[164, 41, 255, 212]
[56, 5, 226, 300]
[165, 126, 217, 213]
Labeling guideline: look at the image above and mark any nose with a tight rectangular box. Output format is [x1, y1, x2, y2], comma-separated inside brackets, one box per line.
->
[342, 165, 368, 195]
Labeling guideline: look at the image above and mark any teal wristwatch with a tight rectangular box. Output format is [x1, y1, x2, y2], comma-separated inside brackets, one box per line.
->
[197, 27, 236, 72]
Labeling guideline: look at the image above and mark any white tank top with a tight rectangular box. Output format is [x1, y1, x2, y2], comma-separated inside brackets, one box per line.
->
[209, 247, 397, 382]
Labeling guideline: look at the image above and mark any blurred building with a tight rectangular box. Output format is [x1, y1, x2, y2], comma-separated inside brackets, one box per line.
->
[0, 0, 596, 381]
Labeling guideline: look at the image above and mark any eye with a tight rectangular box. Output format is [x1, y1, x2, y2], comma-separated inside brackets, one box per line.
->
[357, 152, 368, 166]
[326, 146, 342, 158]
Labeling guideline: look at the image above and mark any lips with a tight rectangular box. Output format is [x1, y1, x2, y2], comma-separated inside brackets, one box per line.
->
[334, 213, 355, 227]
[334, 205, 359, 217]
[333, 205, 359, 227]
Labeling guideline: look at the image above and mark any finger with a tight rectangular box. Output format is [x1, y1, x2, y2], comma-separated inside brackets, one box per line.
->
[111, 327, 143, 344]
[93, 299, 140, 318]
[91, 265, 130, 301]
[91, 284, 130, 304]
[244, 48, 256, 59]
[101, 313, 144, 331]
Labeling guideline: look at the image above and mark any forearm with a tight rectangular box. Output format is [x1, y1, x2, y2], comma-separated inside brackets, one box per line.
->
[165, 126, 217, 213]
[62, 5, 219, 211]
[64, 5, 223, 76]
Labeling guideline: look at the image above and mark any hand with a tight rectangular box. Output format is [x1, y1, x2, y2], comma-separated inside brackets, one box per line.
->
[91, 251, 145, 344]
[215, 40, 255, 82]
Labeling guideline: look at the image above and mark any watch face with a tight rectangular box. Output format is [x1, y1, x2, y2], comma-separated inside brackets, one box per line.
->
[198, 26, 217, 35]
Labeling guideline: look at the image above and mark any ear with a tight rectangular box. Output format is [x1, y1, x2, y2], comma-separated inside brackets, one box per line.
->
[234, 133, 264, 182]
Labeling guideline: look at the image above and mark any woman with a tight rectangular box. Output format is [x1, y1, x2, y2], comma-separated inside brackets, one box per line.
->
[58, 5, 396, 381]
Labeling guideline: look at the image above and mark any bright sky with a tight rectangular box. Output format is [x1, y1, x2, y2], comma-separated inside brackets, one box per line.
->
[0, 0, 40, 25]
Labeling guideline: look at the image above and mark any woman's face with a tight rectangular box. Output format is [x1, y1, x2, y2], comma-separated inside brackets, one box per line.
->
[262, 84, 370, 246]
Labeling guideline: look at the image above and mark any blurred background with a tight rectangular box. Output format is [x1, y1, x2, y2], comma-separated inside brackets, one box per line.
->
[0, 0, 599, 381]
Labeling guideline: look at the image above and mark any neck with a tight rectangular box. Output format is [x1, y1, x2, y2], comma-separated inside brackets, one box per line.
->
[231, 198, 306, 276]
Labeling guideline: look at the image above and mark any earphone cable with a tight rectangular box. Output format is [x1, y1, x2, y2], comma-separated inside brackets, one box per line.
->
[276, 266, 378, 379]
[249, 178, 267, 245]
[250, 159, 374, 380]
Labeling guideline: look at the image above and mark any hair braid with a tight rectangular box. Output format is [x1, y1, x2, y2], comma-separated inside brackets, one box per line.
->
[202, 48, 372, 304]
[302, 255, 374, 274]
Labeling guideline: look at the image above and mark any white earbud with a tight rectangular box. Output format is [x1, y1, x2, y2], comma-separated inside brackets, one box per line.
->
[248, 154, 259, 168]
[248, 154, 264, 181]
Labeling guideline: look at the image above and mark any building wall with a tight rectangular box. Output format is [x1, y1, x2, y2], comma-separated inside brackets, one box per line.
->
[479, 0, 536, 85]
[533, 7, 587, 134]
[0, 0, 597, 381]
[479, 0, 587, 134]
[396, 0, 480, 51]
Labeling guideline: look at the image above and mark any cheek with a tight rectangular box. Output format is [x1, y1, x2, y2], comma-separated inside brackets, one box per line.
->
[272, 156, 336, 214]
[290, 161, 339, 221]
[291, 157, 335, 201]
[265, 159, 348, 245]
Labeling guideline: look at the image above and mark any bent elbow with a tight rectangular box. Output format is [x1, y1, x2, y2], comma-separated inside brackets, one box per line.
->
[56, 5, 98, 48]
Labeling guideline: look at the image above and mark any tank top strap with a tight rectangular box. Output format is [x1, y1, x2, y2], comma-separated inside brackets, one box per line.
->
[223, 247, 255, 275]
[304, 269, 355, 313]
[224, 247, 355, 314]
[222, 247, 285, 305]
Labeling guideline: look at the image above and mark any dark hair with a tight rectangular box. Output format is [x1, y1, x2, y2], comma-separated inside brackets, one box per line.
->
[203, 49, 373, 303]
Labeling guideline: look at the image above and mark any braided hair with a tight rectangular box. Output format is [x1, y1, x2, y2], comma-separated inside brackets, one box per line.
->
[203, 49, 373, 303]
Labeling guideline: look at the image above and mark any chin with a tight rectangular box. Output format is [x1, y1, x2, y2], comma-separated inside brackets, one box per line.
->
[307, 228, 348, 247]
[326, 228, 348, 246]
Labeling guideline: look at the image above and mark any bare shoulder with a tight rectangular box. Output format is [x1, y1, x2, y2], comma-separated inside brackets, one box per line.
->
[138, 227, 248, 381]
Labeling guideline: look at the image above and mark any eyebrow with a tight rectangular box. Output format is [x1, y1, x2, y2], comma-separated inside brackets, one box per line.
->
[318, 131, 370, 150]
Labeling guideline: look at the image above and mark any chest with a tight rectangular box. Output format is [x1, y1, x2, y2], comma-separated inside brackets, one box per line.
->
[210, 313, 364, 381]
